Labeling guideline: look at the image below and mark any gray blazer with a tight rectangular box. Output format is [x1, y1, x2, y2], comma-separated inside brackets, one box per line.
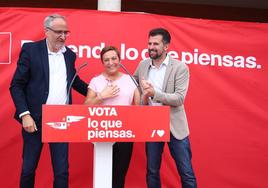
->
[134, 56, 190, 140]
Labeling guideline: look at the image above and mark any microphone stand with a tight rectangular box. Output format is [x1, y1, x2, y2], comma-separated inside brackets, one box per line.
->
[119, 63, 143, 105]
[66, 62, 88, 104]
[119, 63, 139, 88]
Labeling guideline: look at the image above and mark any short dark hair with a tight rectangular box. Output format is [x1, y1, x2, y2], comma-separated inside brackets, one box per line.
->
[100, 46, 121, 62]
[149, 28, 171, 44]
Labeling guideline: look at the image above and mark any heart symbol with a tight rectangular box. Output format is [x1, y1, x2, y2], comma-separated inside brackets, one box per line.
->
[157, 130, 165, 137]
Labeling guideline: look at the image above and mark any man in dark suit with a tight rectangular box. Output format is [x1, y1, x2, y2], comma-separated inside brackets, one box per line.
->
[9, 14, 87, 188]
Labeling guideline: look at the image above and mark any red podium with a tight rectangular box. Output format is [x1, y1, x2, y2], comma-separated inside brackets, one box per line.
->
[42, 105, 170, 188]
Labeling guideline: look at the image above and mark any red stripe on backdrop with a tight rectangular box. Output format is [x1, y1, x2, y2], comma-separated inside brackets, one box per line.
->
[0, 7, 268, 188]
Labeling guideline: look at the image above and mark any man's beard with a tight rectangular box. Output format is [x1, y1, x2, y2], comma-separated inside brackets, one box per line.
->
[55, 43, 64, 50]
[149, 49, 162, 60]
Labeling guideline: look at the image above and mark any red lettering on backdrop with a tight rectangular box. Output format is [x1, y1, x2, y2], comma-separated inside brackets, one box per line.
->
[0, 7, 268, 188]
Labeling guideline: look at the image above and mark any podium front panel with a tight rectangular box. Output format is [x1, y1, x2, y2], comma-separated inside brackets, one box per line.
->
[42, 105, 170, 142]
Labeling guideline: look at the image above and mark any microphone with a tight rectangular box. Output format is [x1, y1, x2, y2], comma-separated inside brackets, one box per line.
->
[66, 62, 88, 104]
[119, 63, 139, 88]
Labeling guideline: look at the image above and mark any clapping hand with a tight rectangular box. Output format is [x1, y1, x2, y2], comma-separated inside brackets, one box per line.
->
[141, 78, 155, 97]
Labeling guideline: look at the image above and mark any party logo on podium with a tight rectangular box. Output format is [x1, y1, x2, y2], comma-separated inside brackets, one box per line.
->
[46, 115, 85, 130]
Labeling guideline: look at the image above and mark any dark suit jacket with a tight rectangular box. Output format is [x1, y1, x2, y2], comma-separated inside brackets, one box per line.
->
[10, 39, 87, 125]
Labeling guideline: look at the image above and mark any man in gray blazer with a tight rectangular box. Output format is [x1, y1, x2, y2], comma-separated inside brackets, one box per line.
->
[134, 28, 197, 188]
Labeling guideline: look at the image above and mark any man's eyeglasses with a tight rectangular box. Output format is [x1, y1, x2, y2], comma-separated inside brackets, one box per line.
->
[46, 27, 70, 37]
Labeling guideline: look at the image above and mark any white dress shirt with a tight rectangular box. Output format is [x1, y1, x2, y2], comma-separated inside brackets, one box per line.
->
[46, 44, 68, 105]
[147, 55, 169, 105]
